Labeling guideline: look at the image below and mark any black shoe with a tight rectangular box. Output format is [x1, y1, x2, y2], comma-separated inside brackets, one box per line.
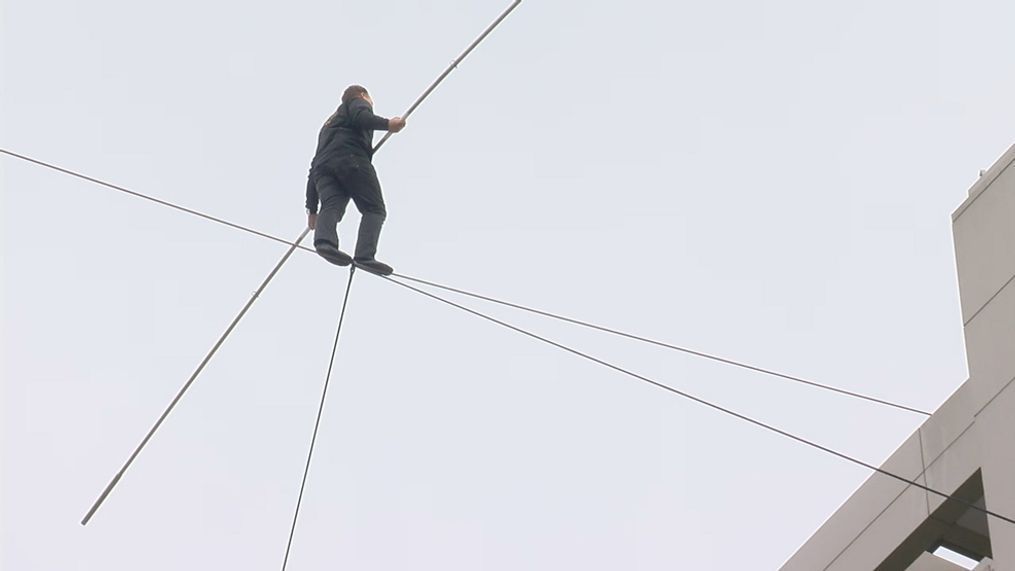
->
[315, 244, 352, 266]
[354, 258, 394, 276]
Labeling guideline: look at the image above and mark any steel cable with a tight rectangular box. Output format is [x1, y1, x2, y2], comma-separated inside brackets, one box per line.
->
[375, 273, 1015, 527]
[281, 268, 356, 571]
[392, 272, 931, 416]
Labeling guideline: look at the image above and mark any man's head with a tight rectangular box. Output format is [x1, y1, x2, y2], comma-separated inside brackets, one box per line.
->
[342, 85, 373, 106]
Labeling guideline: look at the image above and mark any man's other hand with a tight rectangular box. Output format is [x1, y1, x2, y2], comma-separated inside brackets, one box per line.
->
[308, 212, 318, 230]
[389, 117, 406, 132]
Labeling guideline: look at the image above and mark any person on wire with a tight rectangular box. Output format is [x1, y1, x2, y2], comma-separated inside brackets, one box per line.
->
[306, 85, 406, 275]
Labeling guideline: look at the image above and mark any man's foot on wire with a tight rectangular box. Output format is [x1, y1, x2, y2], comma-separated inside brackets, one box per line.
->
[315, 244, 353, 266]
[354, 258, 394, 276]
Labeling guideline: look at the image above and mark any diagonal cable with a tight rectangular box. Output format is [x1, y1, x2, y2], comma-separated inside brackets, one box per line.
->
[0, 148, 312, 253]
[281, 268, 356, 571]
[374, 273, 1015, 527]
[393, 271, 931, 416]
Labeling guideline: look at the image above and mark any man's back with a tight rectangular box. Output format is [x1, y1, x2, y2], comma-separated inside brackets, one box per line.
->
[311, 98, 390, 170]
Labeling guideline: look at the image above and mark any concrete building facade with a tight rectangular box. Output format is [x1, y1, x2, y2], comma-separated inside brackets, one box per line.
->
[781, 144, 1015, 571]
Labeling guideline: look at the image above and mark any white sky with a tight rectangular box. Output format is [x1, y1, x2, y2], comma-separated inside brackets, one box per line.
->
[3, 0, 1015, 569]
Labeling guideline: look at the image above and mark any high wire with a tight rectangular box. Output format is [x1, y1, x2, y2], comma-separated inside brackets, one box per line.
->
[373, 273, 1015, 528]
[391, 272, 932, 416]
[0, 148, 308, 252]
[281, 268, 356, 571]
[1, 146, 931, 418]
[75, 0, 524, 526]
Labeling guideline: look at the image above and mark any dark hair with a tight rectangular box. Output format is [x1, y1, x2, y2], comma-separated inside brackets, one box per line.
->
[342, 85, 369, 105]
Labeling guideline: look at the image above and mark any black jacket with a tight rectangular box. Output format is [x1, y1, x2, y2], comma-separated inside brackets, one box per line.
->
[306, 98, 391, 213]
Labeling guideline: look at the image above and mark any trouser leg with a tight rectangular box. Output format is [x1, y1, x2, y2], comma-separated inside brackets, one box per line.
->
[345, 161, 387, 261]
[355, 212, 385, 261]
[313, 175, 350, 250]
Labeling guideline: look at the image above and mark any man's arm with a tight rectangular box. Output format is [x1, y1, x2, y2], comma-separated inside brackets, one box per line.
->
[304, 121, 329, 226]
[306, 175, 318, 229]
[347, 98, 405, 131]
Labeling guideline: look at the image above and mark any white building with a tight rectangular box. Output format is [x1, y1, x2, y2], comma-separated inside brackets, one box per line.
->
[781, 145, 1015, 571]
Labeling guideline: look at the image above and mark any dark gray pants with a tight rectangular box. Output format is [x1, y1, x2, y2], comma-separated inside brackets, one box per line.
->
[313, 156, 387, 261]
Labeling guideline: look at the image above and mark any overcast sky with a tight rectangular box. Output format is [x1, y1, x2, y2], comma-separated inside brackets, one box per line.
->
[4, 0, 1015, 569]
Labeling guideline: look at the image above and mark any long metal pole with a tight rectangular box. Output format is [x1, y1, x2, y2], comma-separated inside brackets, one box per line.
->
[81, 228, 310, 525]
[372, 0, 522, 153]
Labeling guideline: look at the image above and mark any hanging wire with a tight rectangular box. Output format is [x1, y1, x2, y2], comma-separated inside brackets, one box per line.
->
[0, 148, 310, 252]
[281, 268, 356, 571]
[391, 272, 931, 416]
[374, 273, 1015, 527]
